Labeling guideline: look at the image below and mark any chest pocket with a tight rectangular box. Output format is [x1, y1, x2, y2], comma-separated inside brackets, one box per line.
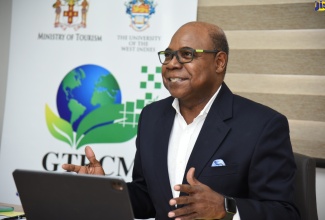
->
[200, 163, 238, 176]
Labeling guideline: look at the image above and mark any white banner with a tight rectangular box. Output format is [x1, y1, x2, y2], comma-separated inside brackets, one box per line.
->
[0, 0, 197, 204]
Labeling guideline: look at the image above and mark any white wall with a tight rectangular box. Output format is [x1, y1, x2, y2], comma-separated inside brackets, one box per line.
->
[0, 0, 11, 146]
[0, 1, 324, 219]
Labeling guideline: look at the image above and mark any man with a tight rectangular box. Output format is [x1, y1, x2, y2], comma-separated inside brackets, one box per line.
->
[62, 21, 300, 220]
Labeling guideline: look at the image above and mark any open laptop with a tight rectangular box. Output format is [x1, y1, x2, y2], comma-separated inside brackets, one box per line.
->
[12, 169, 135, 220]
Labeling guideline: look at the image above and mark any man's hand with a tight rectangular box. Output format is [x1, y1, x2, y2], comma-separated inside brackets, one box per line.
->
[62, 146, 105, 175]
[168, 167, 226, 220]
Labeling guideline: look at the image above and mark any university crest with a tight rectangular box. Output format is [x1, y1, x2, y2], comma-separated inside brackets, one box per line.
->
[125, 0, 157, 31]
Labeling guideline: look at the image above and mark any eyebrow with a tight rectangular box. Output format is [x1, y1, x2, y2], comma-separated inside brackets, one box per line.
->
[164, 47, 194, 51]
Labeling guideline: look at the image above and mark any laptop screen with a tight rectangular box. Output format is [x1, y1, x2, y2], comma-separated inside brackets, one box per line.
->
[13, 169, 134, 220]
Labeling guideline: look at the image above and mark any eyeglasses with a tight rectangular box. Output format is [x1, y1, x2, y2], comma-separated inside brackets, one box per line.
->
[157, 48, 219, 65]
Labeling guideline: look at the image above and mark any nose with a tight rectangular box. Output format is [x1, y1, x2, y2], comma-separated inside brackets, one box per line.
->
[166, 52, 182, 68]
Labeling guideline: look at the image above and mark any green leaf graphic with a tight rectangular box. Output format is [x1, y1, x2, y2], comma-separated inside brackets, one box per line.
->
[76, 104, 138, 149]
[76, 122, 138, 149]
[45, 104, 74, 146]
[76, 104, 124, 141]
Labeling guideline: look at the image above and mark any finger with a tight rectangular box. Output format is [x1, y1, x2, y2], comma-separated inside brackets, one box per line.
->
[170, 196, 193, 206]
[174, 184, 196, 194]
[186, 167, 200, 186]
[84, 146, 105, 175]
[168, 204, 197, 219]
[170, 212, 198, 220]
[85, 146, 100, 165]
[174, 212, 198, 220]
[62, 163, 81, 173]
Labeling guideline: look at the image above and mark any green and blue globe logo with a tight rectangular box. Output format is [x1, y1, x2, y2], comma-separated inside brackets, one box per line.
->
[56, 65, 122, 132]
[45, 64, 162, 149]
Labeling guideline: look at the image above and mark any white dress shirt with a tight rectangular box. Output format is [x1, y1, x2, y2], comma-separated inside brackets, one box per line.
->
[167, 85, 240, 220]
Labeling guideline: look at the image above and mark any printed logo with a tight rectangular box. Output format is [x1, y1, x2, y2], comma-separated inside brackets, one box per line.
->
[125, 0, 157, 31]
[315, 0, 325, 11]
[53, 0, 89, 30]
[45, 64, 162, 149]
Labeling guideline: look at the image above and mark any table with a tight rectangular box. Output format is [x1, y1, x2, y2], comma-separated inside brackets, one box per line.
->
[0, 203, 23, 212]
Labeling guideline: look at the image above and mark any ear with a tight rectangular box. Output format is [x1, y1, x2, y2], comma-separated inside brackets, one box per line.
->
[215, 51, 228, 74]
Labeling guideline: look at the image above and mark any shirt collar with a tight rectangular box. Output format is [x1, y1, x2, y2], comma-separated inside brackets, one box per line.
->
[172, 85, 222, 117]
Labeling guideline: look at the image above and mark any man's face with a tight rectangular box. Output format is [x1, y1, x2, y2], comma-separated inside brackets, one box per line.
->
[161, 24, 224, 105]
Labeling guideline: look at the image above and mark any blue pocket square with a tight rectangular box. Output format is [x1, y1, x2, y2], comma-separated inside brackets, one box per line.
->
[211, 159, 226, 167]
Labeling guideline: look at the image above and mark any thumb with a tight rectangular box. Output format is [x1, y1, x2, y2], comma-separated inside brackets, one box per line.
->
[85, 146, 99, 164]
[186, 167, 200, 186]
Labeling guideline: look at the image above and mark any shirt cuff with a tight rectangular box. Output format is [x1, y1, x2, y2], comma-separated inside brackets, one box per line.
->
[233, 206, 241, 220]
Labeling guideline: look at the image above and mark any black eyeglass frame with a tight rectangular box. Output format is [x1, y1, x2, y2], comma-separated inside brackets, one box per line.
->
[157, 48, 220, 65]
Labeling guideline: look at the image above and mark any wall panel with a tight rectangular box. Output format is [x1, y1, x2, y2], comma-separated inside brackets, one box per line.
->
[198, 0, 325, 160]
[198, 3, 325, 30]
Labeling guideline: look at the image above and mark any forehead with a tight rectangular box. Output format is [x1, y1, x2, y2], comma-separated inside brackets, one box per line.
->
[168, 25, 212, 50]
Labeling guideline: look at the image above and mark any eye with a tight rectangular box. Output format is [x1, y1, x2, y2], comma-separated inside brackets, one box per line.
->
[179, 49, 193, 59]
[164, 51, 172, 58]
